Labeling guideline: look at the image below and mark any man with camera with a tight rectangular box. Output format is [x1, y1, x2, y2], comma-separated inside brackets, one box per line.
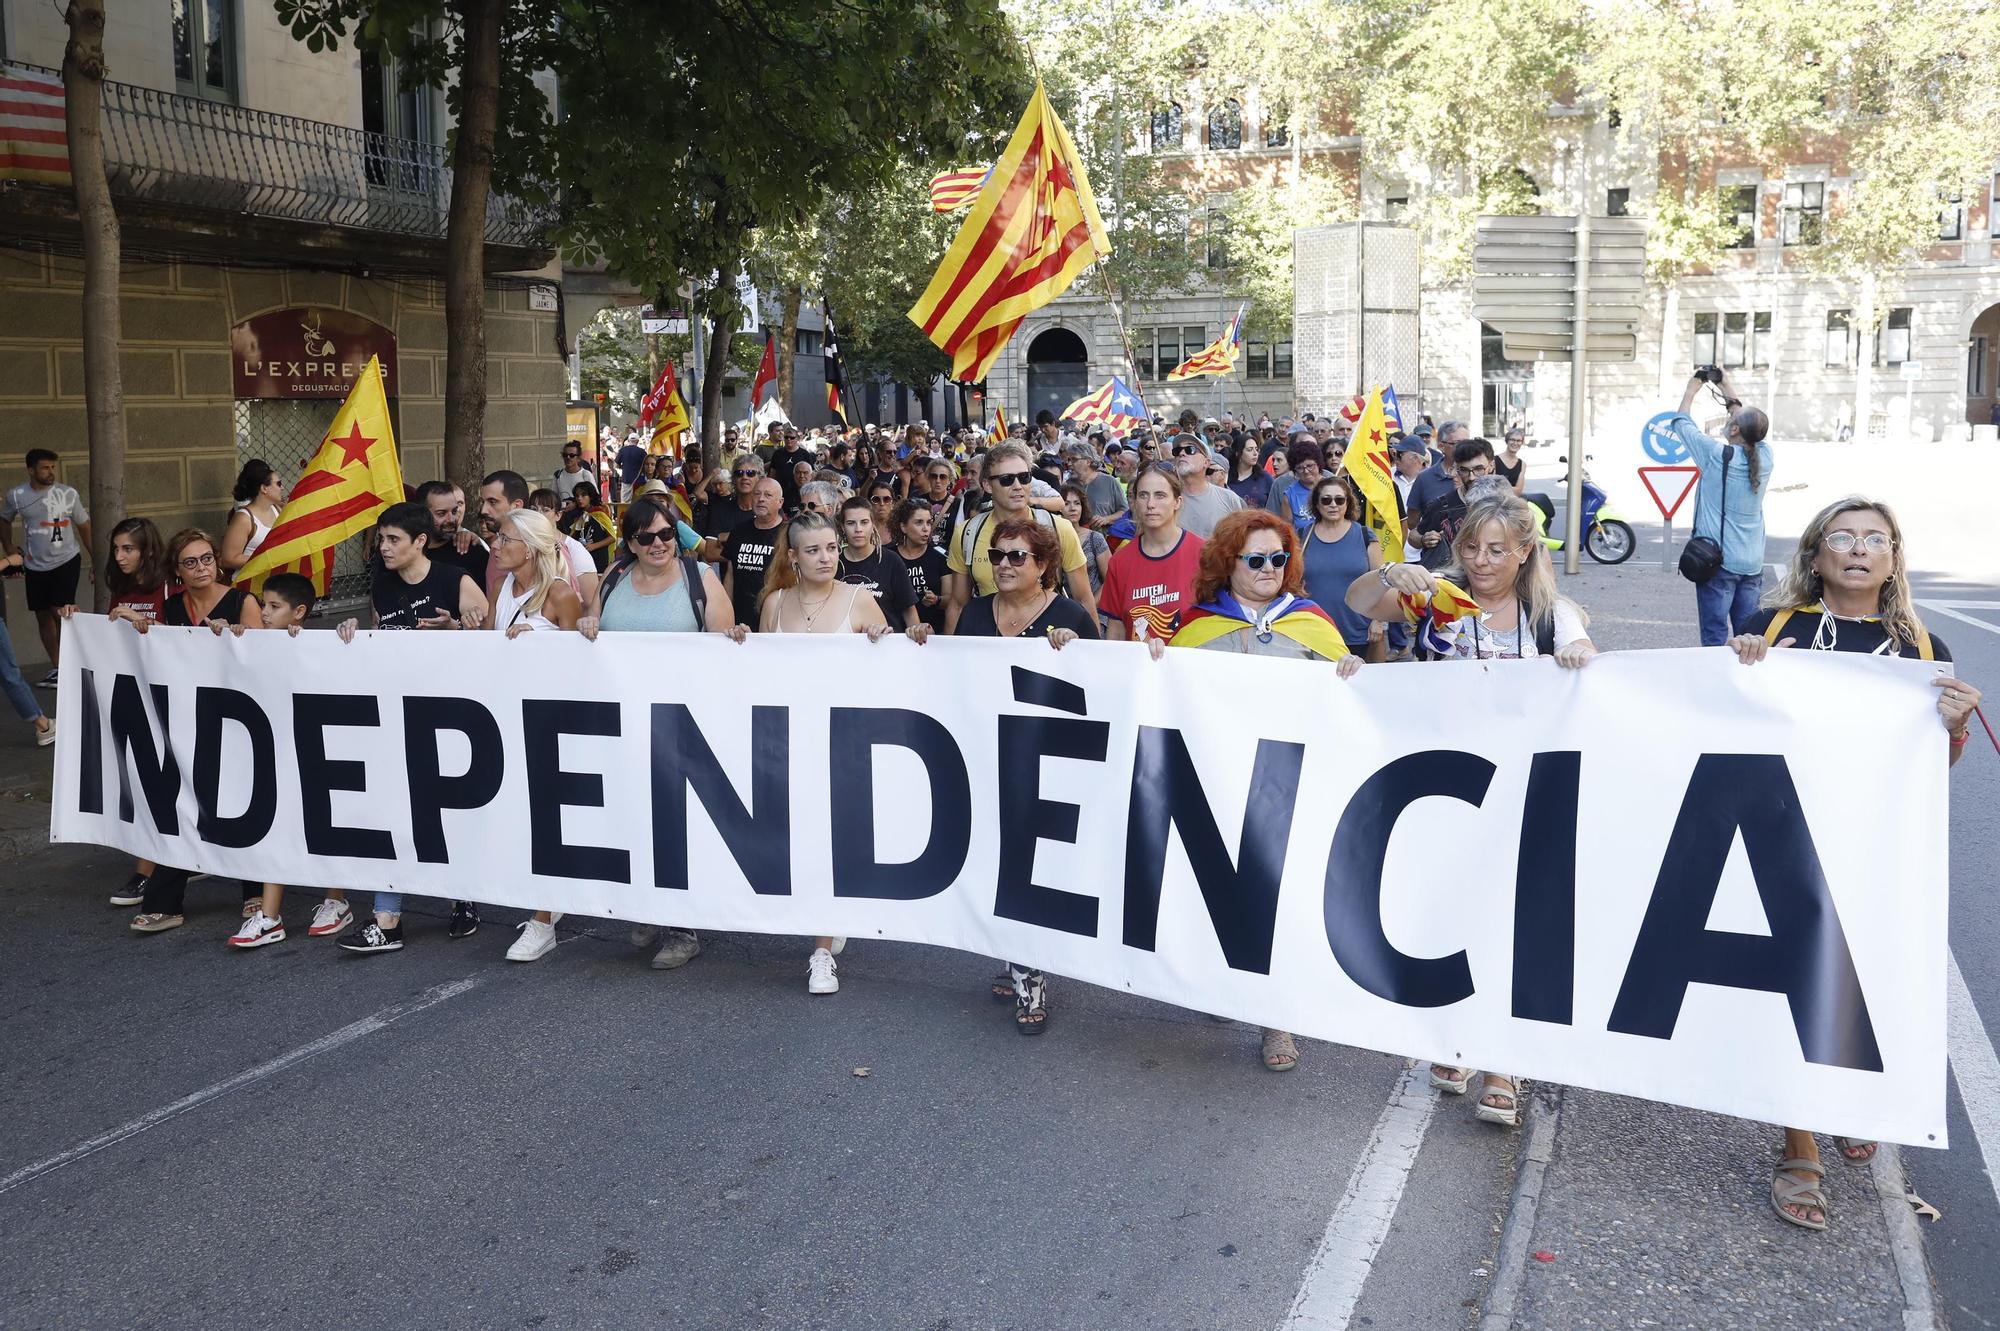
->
[1669, 367, 1773, 644]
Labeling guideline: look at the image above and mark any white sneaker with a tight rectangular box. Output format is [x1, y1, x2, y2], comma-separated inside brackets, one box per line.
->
[35, 719, 55, 747]
[227, 910, 286, 949]
[829, 937, 846, 956]
[307, 898, 352, 937]
[507, 918, 558, 962]
[807, 947, 839, 995]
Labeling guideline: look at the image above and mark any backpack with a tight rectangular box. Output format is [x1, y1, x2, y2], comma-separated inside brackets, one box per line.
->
[1762, 605, 1934, 660]
[958, 504, 1059, 572]
[597, 552, 708, 629]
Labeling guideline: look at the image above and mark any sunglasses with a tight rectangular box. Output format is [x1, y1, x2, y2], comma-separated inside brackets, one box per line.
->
[1237, 551, 1291, 569]
[989, 472, 1033, 487]
[1318, 494, 1348, 506]
[629, 527, 675, 547]
[1174, 445, 1204, 457]
[991, 548, 1035, 567]
[734, 469, 762, 479]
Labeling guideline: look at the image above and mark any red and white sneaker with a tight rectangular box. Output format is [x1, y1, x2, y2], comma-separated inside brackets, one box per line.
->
[227, 910, 286, 949]
[307, 899, 352, 937]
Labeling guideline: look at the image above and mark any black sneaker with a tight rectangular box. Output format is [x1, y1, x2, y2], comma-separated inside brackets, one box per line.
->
[109, 873, 150, 907]
[448, 901, 480, 939]
[337, 921, 404, 954]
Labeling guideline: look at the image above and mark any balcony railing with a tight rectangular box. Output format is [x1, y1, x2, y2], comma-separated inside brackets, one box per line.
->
[18, 64, 547, 250]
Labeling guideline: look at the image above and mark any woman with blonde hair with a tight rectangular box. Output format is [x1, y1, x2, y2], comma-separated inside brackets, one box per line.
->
[1728, 495, 1980, 1231]
[1345, 489, 1599, 1124]
[489, 507, 582, 637]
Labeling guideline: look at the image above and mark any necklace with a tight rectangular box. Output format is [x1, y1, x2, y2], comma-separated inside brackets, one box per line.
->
[797, 585, 837, 630]
[995, 591, 1051, 637]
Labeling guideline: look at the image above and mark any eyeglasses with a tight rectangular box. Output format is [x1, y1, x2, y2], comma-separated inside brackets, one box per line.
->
[989, 472, 1033, 487]
[629, 528, 675, 547]
[178, 551, 216, 569]
[562, 450, 581, 459]
[1237, 551, 1291, 570]
[991, 548, 1035, 567]
[1318, 495, 1348, 507]
[1822, 531, 1893, 555]
[1467, 543, 1527, 564]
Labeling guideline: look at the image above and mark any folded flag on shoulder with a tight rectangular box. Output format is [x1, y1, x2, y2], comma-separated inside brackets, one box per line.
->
[908, 82, 1111, 383]
[1167, 305, 1245, 380]
[235, 356, 405, 595]
[1173, 590, 1349, 660]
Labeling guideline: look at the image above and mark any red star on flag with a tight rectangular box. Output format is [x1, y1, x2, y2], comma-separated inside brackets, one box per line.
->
[332, 422, 374, 468]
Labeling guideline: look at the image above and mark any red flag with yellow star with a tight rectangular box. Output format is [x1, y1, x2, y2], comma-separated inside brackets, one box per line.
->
[1346, 385, 1403, 560]
[236, 355, 405, 594]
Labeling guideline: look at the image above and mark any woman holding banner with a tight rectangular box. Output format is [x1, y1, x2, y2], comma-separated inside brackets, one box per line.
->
[1145, 509, 1360, 1073]
[1728, 496, 1980, 1231]
[579, 496, 743, 973]
[760, 511, 921, 996]
[1344, 489, 1598, 1122]
[952, 516, 1097, 1035]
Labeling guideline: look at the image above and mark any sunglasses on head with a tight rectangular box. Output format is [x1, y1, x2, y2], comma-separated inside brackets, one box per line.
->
[1237, 551, 1290, 569]
[991, 547, 1035, 567]
[629, 527, 675, 547]
[989, 471, 1033, 487]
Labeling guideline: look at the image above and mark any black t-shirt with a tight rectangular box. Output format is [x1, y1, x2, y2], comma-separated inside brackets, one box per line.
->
[702, 498, 756, 541]
[428, 535, 490, 590]
[164, 586, 252, 627]
[723, 521, 784, 628]
[896, 543, 952, 632]
[767, 446, 811, 501]
[1413, 491, 1468, 570]
[373, 560, 473, 629]
[1741, 608, 1951, 662]
[954, 592, 1102, 641]
[838, 546, 916, 626]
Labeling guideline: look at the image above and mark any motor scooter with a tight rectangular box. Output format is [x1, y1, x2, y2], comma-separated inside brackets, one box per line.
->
[1526, 456, 1636, 565]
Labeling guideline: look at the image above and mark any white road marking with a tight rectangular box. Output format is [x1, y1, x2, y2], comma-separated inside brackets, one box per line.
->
[1949, 954, 2000, 1212]
[1280, 1062, 1440, 1331]
[0, 977, 480, 1197]
[1917, 600, 2000, 637]
[1922, 600, 2000, 611]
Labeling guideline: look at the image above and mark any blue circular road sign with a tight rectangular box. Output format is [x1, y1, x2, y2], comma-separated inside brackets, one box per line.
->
[1641, 411, 1693, 464]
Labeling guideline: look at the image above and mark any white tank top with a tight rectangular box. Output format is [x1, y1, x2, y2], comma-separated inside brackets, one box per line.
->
[494, 573, 556, 631]
[233, 503, 272, 561]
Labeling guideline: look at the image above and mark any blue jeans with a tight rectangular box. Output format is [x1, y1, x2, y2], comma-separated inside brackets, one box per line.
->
[0, 620, 41, 722]
[374, 891, 404, 917]
[1697, 571, 1763, 646]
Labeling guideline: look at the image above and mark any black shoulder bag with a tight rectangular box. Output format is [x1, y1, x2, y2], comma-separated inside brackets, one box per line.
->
[1677, 443, 1732, 584]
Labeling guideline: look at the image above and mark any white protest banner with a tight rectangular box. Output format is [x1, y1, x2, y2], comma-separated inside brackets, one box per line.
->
[49, 616, 1949, 1145]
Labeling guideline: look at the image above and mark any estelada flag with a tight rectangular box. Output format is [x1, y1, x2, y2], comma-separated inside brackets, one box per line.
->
[750, 331, 777, 410]
[1061, 376, 1148, 435]
[989, 403, 1010, 445]
[638, 361, 690, 455]
[928, 166, 991, 213]
[1167, 306, 1245, 381]
[908, 81, 1110, 383]
[1346, 384, 1404, 560]
[236, 356, 404, 595]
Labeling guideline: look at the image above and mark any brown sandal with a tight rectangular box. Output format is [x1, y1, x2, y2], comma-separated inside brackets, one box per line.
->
[130, 913, 184, 933]
[1261, 1029, 1300, 1072]
[1833, 1137, 1878, 1165]
[1771, 1157, 1828, 1230]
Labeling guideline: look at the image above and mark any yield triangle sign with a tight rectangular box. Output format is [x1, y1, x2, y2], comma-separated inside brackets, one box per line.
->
[1636, 465, 1701, 521]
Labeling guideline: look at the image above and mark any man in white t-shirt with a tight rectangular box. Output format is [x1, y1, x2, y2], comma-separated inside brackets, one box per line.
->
[478, 468, 600, 615]
[0, 448, 92, 685]
[1172, 437, 1243, 538]
[552, 441, 596, 499]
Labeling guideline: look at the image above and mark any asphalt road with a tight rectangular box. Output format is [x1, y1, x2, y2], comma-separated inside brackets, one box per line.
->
[3, 440, 1993, 1331]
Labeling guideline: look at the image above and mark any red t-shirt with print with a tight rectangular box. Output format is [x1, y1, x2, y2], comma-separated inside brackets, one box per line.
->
[1098, 531, 1204, 640]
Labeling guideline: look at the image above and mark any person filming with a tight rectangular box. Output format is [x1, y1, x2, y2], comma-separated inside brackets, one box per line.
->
[1665, 367, 1773, 645]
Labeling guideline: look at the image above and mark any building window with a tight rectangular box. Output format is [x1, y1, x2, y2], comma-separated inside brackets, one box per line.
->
[1264, 122, 1288, 148]
[1606, 187, 1630, 217]
[1181, 327, 1207, 371]
[1207, 99, 1242, 151]
[1205, 210, 1230, 269]
[1876, 307, 1912, 367]
[1940, 193, 1964, 241]
[1132, 331, 1154, 382]
[1825, 309, 1853, 368]
[1970, 336, 1988, 398]
[1722, 185, 1757, 248]
[1782, 181, 1823, 246]
[172, 0, 236, 101]
[1245, 340, 1269, 379]
[794, 329, 823, 356]
[1153, 328, 1178, 378]
[1272, 340, 1293, 379]
[1385, 194, 1408, 222]
[1151, 104, 1183, 151]
[1695, 310, 1772, 368]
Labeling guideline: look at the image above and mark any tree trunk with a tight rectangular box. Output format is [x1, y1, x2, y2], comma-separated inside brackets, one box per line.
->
[442, 0, 502, 489]
[699, 302, 739, 474]
[776, 285, 802, 417]
[65, 0, 123, 604]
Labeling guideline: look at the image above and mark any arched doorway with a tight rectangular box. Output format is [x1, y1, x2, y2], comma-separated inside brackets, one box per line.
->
[1026, 326, 1089, 423]
[1968, 302, 2000, 435]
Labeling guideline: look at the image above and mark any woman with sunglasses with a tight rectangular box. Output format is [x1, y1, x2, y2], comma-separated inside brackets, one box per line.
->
[1343, 489, 1597, 1123]
[1099, 463, 1202, 644]
[1727, 496, 1978, 1231]
[1301, 473, 1387, 660]
[951, 516, 1097, 1034]
[1143, 509, 1358, 1071]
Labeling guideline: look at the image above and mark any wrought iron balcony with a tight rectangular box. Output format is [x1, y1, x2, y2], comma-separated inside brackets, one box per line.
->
[18, 63, 547, 249]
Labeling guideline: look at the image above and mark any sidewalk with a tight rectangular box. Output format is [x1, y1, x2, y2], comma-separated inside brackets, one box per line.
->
[0, 681, 56, 858]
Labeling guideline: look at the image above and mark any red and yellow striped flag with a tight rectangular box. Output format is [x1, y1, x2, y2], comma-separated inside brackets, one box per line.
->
[989, 403, 1010, 445]
[907, 82, 1110, 384]
[1167, 306, 1245, 381]
[1346, 385, 1404, 560]
[928, 166, 990, 213]
[1, 64, 71, 186]
[236, 356, 405, 594]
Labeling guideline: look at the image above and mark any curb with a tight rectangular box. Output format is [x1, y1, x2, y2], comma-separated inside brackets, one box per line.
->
[1872, 1144, 1944, 1331]
[1476, 1082, 1563, 1331]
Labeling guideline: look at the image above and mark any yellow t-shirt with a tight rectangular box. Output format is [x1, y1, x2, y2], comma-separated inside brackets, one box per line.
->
[947, 509, 1088, 596]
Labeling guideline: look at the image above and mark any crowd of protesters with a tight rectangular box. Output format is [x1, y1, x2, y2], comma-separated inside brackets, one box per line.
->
[0, 371, 1980, 1234]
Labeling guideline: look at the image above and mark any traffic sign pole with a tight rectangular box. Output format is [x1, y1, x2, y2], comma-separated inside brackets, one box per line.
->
[1564, 209, 1590, 575]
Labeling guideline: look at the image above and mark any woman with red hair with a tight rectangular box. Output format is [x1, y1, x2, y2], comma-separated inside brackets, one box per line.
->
[1145, 510, 1360, 1072]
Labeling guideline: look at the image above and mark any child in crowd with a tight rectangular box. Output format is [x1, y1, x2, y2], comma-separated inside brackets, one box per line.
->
[223, 572, 353, 947]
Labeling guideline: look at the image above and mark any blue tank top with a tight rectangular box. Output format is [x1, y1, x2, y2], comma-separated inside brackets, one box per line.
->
[599, 570, 699, 633]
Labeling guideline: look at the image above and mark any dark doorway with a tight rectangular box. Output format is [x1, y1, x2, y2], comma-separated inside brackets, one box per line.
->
[1026, 327, 1090, 423]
